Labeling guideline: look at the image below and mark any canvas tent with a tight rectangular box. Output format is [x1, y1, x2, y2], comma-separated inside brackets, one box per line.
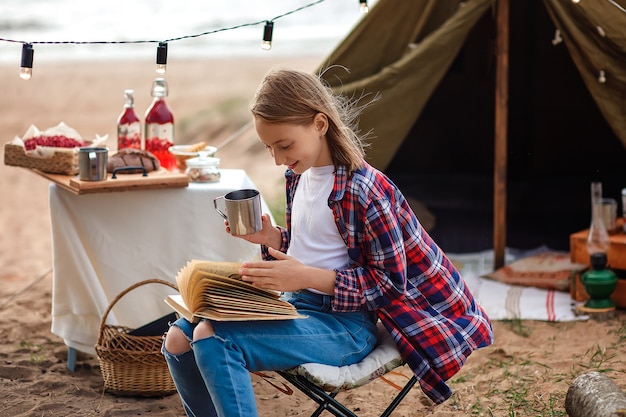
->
[316, 0, 626, 259]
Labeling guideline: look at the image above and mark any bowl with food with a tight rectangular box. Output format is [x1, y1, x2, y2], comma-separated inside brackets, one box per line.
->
[168, 142, 218, 172]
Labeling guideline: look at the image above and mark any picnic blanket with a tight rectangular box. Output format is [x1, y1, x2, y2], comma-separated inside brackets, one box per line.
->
[451, 248, 587, 322]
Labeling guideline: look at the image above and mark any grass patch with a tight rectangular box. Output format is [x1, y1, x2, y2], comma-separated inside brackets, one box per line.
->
[502, 318, 532, 337]
[19, 341, 46, 364]
[444, 317, 626, 417]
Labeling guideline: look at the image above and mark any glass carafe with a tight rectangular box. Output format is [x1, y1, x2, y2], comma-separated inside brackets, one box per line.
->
[144, 78, 175, 170]
[116, 89, 141, 151]
[586, 182, 610, 256]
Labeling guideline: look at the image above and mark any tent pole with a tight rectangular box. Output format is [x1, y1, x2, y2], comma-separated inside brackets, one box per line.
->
[493, 0, 509, 269]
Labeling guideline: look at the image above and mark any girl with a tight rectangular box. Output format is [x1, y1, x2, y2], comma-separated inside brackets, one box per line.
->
[162, 67, 493, 417]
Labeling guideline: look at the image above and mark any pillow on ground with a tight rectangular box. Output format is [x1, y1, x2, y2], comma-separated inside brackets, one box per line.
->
[482, 251, 587, 291]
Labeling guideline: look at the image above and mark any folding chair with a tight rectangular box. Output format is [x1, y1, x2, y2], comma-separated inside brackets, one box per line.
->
[276, 322, 418, 417]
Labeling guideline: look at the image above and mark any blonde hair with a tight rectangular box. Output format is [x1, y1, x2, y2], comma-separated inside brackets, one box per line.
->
[250, 67, 367, 173]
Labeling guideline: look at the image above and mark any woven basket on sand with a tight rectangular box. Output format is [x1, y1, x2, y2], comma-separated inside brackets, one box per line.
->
[95, 279, 178, 397]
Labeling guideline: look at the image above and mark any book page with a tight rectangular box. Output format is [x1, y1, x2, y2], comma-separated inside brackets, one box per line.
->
[193, 307, 306, 322]
[164, 294, 195, 322]
[170, 259, 307, 321]
[190, 260, 242, 279]
[202, 273, 281, 299]
[175, 260, 242, 310]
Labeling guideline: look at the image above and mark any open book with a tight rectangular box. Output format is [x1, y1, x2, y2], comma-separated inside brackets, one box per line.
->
[165, 259, 306, 322]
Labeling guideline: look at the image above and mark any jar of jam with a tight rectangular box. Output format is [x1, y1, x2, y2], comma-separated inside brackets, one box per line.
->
[185, 156, 221, 183]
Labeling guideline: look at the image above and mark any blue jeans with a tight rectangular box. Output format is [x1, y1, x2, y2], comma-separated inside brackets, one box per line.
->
[162, 290, 377, 417]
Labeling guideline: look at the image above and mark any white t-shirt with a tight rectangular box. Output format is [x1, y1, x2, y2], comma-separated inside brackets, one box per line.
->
[287, 165, 350, 272]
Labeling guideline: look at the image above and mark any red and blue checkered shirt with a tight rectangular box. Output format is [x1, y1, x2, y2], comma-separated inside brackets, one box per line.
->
[262, 162, 493, 404]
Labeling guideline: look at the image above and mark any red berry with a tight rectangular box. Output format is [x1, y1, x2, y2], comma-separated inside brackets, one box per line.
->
[24, 135, 87, 150]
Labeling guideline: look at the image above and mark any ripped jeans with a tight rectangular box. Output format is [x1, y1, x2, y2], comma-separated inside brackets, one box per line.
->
[162, 290, 377, 417]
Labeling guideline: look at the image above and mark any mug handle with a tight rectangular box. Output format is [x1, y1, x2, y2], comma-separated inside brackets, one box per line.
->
[213, 196, 228, 220]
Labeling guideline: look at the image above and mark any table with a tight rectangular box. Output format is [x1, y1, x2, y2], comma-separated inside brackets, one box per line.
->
[49, 169, 272, 358]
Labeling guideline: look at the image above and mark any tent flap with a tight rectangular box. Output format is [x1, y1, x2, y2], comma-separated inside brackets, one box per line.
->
[317, 0, 493, 170]
[543, 0, 626, 149]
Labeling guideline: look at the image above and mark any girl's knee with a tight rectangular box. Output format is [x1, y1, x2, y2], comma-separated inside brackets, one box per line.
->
[193, 320, 215, 341]
[164, 325, 191, 354]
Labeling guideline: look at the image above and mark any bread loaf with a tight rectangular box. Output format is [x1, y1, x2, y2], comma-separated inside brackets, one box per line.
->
[107, 148, 160, 174]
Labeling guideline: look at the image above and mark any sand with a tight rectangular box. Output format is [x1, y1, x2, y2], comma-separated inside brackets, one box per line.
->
[0, 55, 625, 417]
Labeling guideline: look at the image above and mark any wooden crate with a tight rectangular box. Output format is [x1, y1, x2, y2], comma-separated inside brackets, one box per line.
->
[570, 218, 626, 308]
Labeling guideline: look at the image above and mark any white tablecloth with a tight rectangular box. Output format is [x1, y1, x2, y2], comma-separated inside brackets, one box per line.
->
[49, 169, 271, 354]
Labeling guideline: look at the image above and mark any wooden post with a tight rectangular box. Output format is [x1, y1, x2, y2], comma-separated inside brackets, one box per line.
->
[493, 0, 509, 269]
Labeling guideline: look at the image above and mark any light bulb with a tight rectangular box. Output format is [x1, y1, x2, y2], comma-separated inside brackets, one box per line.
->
[262, 21, 273, 51]
[20, 43, 34, 80]
[156, 42, 168, 74]
[598, 70, 606, 83]
[359, 0, 369, 13]
[20, 67, 33, 80]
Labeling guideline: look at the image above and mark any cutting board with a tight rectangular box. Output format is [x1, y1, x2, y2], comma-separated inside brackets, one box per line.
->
[32, 168, 189, 195]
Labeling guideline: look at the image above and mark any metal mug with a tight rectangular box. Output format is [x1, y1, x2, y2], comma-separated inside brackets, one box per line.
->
[213, 189, 262, 236]
[78, 147, 108, 181]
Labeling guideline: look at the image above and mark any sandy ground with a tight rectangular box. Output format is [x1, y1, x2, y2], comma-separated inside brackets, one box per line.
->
[0, 56, 625, 417]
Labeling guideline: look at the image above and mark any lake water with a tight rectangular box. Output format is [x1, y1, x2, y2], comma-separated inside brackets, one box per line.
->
[0, 0, 377, 63]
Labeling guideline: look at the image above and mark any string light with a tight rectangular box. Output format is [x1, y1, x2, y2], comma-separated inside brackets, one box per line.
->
[359, 0, 369, 13]
[2, 0, 373, 78]
[598, 70, 606, 83]
[156, 42, 168, 74]
[262, 21, 274, 50]
[20, 43, 34, 80]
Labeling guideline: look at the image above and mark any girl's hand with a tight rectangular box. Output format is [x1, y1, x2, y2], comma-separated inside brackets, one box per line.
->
[224, 214, 281, 248]
[239, 248, 306, 292]
[239, 248, 337, 294]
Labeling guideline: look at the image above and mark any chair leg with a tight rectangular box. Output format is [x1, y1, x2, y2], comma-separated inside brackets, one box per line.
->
[277, 371, 419, 417]
[310, 392, 340, 417]
[379, 376, 418, 417]
[277, 371, 358, 417]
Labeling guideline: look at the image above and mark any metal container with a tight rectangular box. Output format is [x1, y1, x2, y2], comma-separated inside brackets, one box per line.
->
[213, 189, 262, 236]
[78, 147, 108, 181]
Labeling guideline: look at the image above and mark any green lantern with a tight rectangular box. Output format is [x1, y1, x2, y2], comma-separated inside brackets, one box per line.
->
[581, 253, 618, 310]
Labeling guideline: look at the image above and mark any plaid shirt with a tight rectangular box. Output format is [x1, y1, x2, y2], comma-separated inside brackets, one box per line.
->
[262, 163, 493, 404]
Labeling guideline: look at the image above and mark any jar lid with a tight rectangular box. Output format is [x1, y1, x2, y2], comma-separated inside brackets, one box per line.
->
[185, 156, 220, 167]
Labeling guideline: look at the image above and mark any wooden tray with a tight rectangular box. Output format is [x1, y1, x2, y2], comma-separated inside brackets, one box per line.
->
[32, 168, 189, 195]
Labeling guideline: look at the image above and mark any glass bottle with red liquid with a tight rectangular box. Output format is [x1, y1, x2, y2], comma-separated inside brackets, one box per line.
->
[144, 78, 175, 170]
[116, 89, 141, 151]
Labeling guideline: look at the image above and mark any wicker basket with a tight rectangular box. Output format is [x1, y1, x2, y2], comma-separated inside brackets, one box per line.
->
[95, 279, 178, 397]
[4, 142, 80, 175]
